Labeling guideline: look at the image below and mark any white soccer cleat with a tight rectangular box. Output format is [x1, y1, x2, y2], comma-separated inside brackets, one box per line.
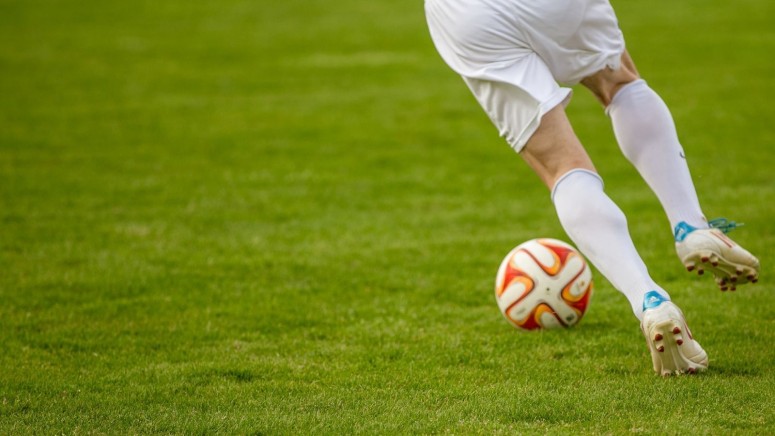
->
[640, 292, 708, 376]
[674, 219, 760, 291]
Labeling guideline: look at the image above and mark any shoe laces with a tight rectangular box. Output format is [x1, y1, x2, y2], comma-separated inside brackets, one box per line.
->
[708, 218, 743, 234]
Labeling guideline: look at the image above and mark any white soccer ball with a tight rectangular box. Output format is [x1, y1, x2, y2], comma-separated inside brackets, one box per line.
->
[495, 238, 593, 330]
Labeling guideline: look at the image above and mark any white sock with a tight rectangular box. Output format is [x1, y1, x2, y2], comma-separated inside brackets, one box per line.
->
[552, 169, 669, 319]
[606, 79, 707, 232]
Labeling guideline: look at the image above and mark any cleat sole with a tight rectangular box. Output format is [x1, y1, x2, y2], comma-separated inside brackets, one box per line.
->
[681, 250, 759, 291]
[677, 225, 760, 291]
[642, 302, 708, 376]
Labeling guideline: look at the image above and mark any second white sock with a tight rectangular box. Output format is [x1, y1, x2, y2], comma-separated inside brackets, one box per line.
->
[552, 169, 669, 319]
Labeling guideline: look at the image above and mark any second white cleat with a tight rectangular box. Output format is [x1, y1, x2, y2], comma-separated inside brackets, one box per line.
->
[640, 291, 708, 376]
[674, 219, 760, 291]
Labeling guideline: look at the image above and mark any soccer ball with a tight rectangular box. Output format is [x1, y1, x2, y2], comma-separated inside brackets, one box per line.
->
[495, 238, 593, 331]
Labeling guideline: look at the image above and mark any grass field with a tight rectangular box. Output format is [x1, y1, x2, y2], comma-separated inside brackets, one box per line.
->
[1, 0, 774, 433]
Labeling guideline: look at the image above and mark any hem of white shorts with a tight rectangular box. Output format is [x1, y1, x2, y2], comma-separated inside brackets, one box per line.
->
[560, 48, 625, 86]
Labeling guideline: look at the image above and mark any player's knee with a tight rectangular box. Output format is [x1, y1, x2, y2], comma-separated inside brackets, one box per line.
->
[582, 59, 640, 106]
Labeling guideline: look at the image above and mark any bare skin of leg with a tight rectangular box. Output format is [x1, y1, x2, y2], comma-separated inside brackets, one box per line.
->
[581, 50, 640, 106]
[520, 105, 595, 189]
[521, 51, 640, 187]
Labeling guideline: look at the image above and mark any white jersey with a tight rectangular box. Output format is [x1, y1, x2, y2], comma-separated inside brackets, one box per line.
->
[425, 0, 625, 151]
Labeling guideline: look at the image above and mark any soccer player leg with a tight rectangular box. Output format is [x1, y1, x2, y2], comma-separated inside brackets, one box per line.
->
[586, 51, 760, 289]
[551, 169, 668, 321]
[587, 52, 707, 232]
[526, 108, 707, 375]
[520, 105, 667, 320]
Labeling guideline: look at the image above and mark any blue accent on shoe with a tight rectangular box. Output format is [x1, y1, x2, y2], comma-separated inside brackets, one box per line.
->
[642, 291, 670, 311]
[674, 218, 743, 242]
[673, 222, 696, 242]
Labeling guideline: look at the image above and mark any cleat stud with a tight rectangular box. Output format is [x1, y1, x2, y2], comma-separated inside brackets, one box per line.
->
[752, 279, 758, 284]
[720, 287, 728, 291]
[676, 339, 684, 346]
[711, 261, 719, 267]
[701, 256, 710, 263]
[687, 367, 696, 374]
[736, 268, 744, 275]
[657, 346, 665, 353]
[686, 265, 695, 272]
[697, 269, 705, 276]
[730, 276, 738, 283]
[672, 327, 681, 334]
[731, 287, 736, 291]
[655, 334, 663, 341]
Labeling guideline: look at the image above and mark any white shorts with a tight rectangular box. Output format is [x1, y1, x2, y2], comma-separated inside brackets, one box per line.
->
[425, 0, 625, 151]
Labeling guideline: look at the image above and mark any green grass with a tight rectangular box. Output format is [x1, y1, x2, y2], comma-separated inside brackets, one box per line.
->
[1, 0, 774, 433]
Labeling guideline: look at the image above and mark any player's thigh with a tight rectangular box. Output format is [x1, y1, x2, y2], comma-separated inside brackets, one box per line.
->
[461, 57, 592, 189]
[464, 65, 570, 154]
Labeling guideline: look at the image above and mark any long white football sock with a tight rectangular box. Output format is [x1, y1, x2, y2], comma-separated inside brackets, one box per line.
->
[606, 79, 707, 231]
[551, 169, 669, 320]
